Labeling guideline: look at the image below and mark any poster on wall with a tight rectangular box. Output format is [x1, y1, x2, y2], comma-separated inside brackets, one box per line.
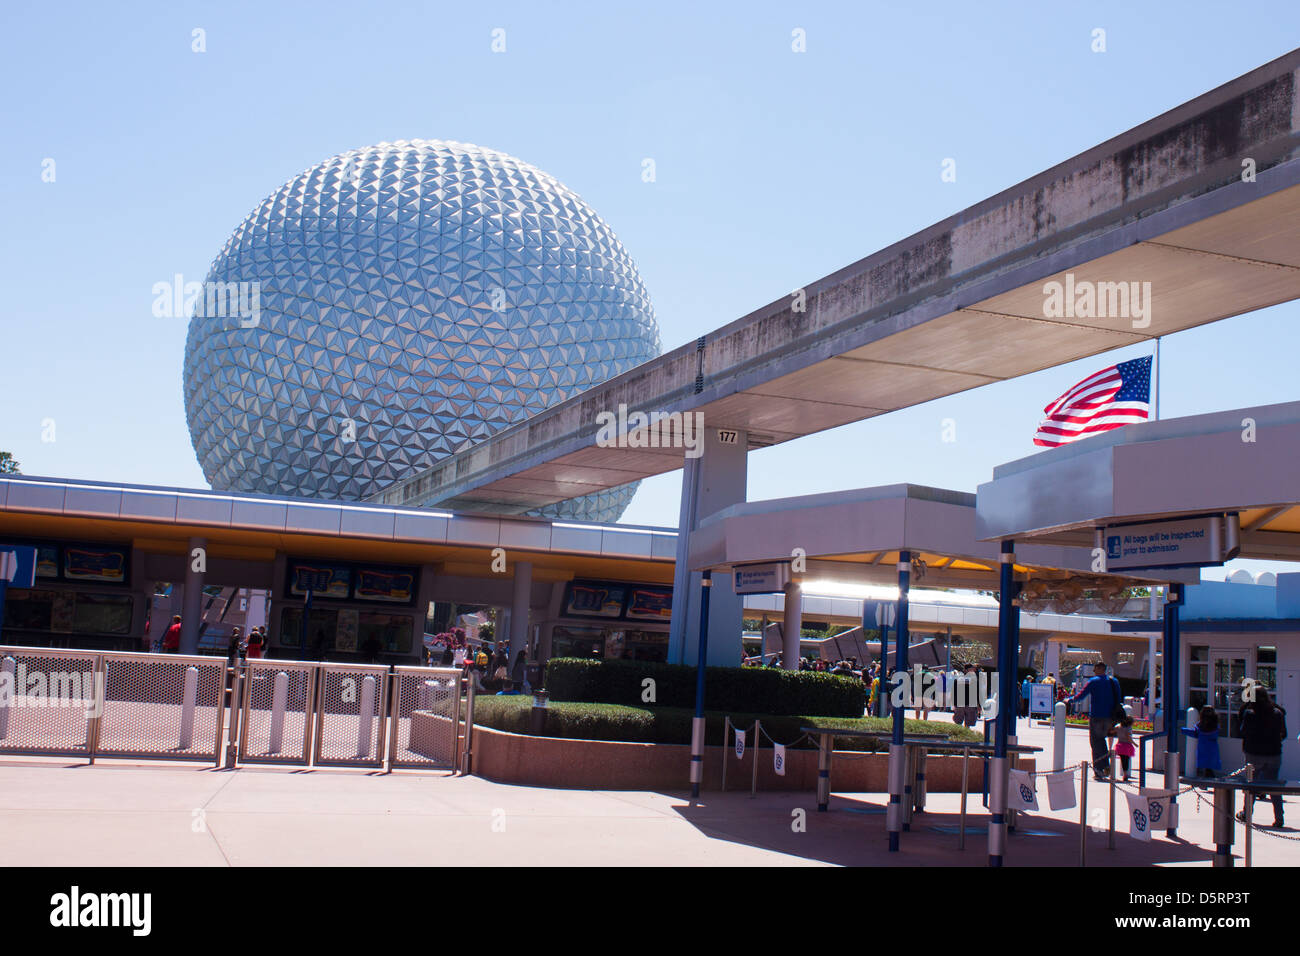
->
[36, 546, 59, 579]
[563, 581, 627, 619]
[625, 585, 673, 621]
[335, 609, 359, 652]
[64, 546, 128, 584]
[50, 591, 76, 633]
[287, 561, 350, 599]
[353, 566, 416, 604]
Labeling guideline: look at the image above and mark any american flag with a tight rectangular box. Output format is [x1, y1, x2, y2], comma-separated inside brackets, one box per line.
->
[1033, 355, 1152, 447]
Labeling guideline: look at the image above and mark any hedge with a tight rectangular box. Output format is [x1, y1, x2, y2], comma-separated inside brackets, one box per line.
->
[543, 657, 864, 717]
[470, 695, 980, 749]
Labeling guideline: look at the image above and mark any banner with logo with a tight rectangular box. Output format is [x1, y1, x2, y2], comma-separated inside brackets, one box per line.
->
[734, 729, 745, 760]
[1009, 769, 1039, 811]
[1125, 791, 1153, 841]
[773, 743, 786, 776]
[1139, 789, 1173, 831]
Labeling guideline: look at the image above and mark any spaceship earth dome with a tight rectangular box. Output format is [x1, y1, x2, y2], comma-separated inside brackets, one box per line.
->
[183, 140, 660, 521]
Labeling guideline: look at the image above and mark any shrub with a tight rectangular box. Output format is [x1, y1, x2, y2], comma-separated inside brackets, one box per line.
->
[469, 695, 980, 749]
[543, 657, 864, 717]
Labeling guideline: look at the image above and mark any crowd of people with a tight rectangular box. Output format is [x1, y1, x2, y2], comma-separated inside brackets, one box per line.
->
[424, 629, 532, 695]
[151, 615, 270, 661]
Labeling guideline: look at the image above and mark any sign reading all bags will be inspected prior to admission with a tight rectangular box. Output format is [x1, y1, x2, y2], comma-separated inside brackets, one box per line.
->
[733, 562, 791, 595]
[1103, 516, 1229, 571]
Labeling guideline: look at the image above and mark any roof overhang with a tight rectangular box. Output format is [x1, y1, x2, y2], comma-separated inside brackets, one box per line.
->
[687, 483, 1197, 587]
[976, 401, 1300, 562]
[0, 475, 679, 585]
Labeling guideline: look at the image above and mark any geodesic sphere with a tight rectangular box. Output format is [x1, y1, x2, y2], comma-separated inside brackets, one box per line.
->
[183, 140, 660, 521]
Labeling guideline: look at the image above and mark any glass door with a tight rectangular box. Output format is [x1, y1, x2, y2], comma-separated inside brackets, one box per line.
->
[1210, 650, 1247, 739]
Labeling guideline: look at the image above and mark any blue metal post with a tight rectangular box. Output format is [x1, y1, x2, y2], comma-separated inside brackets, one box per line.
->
[860, 600, 872, 717]
[1164, 582, 1183, 837]
[689, 570, 713, 800]
[887, 551, 911, 851]
[989, 540, 1017, 867]
[299, 588, 314, 658]
[877, 618, 888, 718]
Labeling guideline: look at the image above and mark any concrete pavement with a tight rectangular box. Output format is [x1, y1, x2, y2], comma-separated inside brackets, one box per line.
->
[0, 714, 1293, 866]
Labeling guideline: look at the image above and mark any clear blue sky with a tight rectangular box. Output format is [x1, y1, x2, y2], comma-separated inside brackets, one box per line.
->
[2, 2, 1297, 581]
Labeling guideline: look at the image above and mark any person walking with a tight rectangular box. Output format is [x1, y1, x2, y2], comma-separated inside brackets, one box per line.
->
[1065, 661, 1124, 780]
[161, 615, 183, 654]
[1237, 689, 1288, 827]
[1111, 713, 1137, 782]
[246, 627, 266, 659]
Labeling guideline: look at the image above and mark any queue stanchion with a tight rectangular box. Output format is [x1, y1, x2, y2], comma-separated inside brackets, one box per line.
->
[981, 717, 991, 808]
[1243, 763, 1254, 868]
[1079, 761, 1089, 866]
[958, 744, 971, 850]
[751, 719, 760, 798]
[1212, 782, 1236, 867]
[1108, 749, 1117, 850]
[721, 717, 730, 792]
[817, 731, 832, 812]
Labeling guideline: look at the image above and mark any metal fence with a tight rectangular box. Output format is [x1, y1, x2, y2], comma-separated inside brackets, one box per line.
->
[313, 663, 388, 768]
[0, 646, 100, 759]
[388, 666, 462, 770]
[0, 645, 470, 773]
[239, 659, 317, 765]
[96, 651, 227, 761]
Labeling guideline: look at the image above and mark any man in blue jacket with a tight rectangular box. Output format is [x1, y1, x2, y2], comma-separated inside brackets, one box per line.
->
[1067, 661, 1123, 780]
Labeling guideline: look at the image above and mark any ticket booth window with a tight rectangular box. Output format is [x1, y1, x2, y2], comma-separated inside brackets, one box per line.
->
[552, 626, 604, 659]
[1188, 645, 1209, 711]
[1257, 646, 1277, 696]
[1211, 650, 1247, 739]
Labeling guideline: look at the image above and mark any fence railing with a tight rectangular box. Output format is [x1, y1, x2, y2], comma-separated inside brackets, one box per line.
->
[0, 645, 471, 773]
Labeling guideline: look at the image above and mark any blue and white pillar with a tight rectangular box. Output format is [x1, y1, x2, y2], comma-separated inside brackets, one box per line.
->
[989, 540, 1018, 867]
[1163, 582, 1183, 837]
[689, 570, 713, 800]
[887, 550, 911, 851]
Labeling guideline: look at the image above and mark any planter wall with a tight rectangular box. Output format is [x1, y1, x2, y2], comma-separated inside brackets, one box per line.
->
[461, 721, 1034, 792]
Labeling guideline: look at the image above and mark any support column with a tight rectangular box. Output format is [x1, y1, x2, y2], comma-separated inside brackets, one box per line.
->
[887, 551, 911, 851]
[667, 456, 701, 664]
[180, 536, 206, 655]
[669, 427, 747, 668]
[1044, 639, 1062, 682]
[510, 561, 533, 659]
[537, 582, 565, 669]
[782, 581, 802, 670]
[989, 540, 1018, 867]
[1163, 582, 1183, 837]
[689, 571, 713, 800]
[1147, 633, 1158, 719]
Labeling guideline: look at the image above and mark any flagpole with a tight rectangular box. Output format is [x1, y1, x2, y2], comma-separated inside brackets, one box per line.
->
[1152, 337, 1161, 422]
